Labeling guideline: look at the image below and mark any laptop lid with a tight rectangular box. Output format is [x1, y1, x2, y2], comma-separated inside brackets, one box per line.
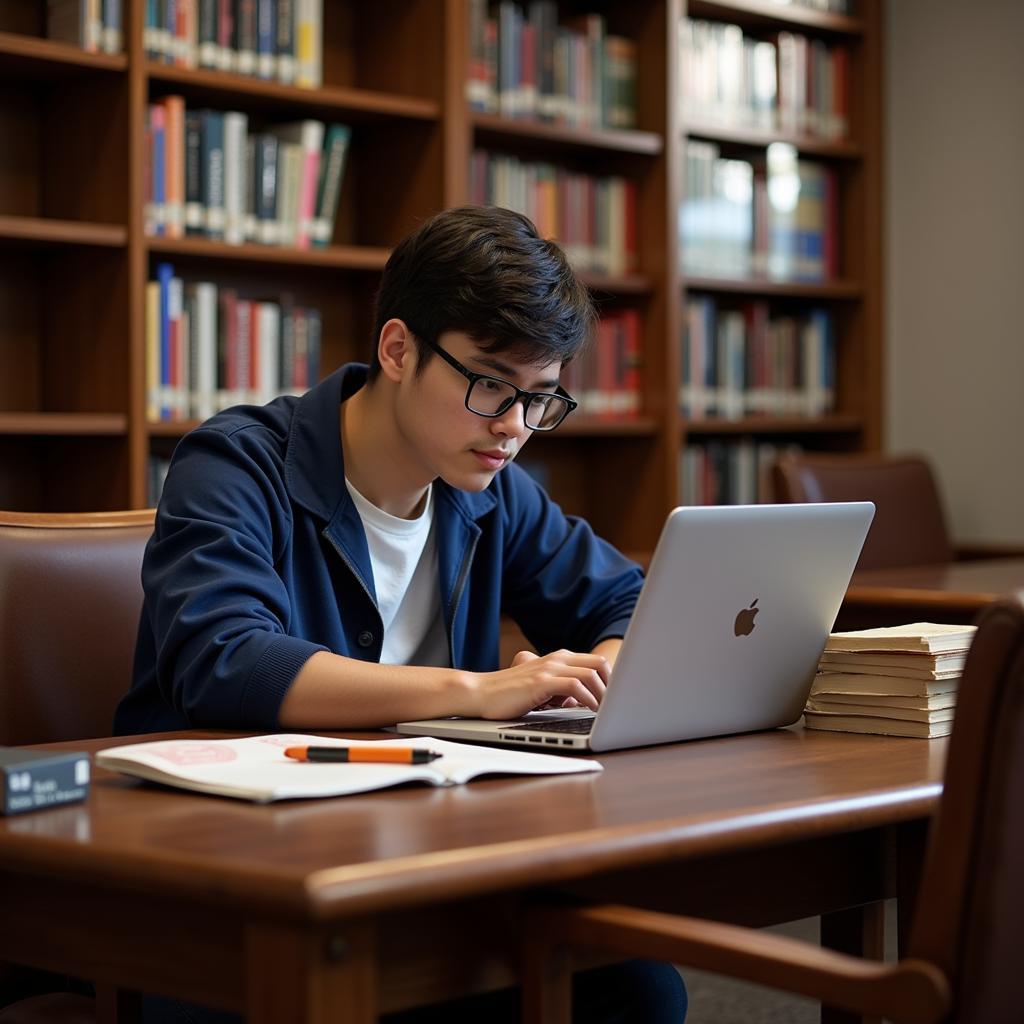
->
[397, 502, 874, 753]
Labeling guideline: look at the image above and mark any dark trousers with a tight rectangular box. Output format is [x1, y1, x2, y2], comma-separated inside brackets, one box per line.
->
[143, 960, 688, 1023]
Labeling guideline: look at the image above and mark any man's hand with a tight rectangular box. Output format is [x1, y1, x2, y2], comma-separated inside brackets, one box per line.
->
[463, 648, 609, 720]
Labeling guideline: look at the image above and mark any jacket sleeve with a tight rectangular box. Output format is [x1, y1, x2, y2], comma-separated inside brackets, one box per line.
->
[497, 463, 644, 654]
[142, 424, 327, 728]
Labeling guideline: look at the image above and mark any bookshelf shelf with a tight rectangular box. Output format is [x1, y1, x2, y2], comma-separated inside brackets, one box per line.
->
[577, 271, 654, 296]
[0, 216, 127, 249]
[471, 114, 663, 156]
[684, 276, 863, 300]
[0, 414, 128, 436]
[684, 415, 863, 436]
[146, 238, 391, 271]
[551, 417, 659, 438]
[0, 31, 127, 75]
[145, 64, 441, 122]
[686, 1, 865, 36]
[684, 122, 862, 160]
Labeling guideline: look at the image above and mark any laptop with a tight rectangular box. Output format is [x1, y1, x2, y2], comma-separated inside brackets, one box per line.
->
[397, 502, 875, 753]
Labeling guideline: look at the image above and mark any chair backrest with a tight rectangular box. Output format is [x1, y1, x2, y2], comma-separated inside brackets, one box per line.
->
[771, 453, 953, 570]
[0, 510, 154, 746]
[908, 591, 1024, 1023]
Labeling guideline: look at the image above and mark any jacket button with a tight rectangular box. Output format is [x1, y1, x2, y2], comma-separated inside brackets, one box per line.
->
[357, 630, 374, 648]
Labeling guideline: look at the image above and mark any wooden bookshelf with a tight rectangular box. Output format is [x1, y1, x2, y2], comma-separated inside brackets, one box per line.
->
[0, 0, 883, 555]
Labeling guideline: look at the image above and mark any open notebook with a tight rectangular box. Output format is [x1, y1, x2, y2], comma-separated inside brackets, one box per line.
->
[95, 734, 601, 803]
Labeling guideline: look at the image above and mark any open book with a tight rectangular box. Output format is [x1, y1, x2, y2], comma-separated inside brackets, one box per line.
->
[95, 734, 602, 803]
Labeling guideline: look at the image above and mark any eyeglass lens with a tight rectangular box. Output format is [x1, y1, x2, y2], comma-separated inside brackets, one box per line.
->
[467, 378, 569, 429]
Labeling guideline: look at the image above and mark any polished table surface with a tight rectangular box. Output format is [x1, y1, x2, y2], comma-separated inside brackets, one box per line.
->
[842, 557, 1024, 627]
[0, 727, 948, 1022]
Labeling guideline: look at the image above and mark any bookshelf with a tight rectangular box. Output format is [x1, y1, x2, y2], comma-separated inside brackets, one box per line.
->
[0, 0, 883, 559]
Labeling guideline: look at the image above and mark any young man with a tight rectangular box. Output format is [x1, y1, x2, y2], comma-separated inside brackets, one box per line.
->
[116, 206, 687, 1023]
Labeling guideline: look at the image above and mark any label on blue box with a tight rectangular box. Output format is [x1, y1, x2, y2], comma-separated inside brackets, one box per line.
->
[0, 747, 90, 815]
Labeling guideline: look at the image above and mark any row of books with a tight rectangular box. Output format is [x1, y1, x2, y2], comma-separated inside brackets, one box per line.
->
[46, 0, 122, 53]
[680, 19, 849, 140]
[680, 440, 801, 507]
[143, 0, 322, 88]
[561, 309, 642, 417]
[469, 151, 637, 276]
[146, 265, 321, 422]
[467, 2, 637, 130]
[681, 141, 839, 282]
[805, 623, 975, 739]
[681, 299, 835, 419]
[145, 98, 351, 248]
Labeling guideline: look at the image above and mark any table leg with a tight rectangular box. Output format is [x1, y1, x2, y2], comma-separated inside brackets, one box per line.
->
[819, 903, 885, 1024]
[245, 920, 376, 1024]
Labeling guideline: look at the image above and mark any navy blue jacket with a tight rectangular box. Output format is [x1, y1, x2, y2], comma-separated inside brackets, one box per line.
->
[115, 364, 644, 734]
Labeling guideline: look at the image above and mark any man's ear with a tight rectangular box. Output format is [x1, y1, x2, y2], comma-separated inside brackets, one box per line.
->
[376, 319, 416, 384]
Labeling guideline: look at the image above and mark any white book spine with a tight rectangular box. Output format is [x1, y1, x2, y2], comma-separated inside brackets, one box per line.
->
[193, 283, 218, 421]
[223, 112, 249, 246]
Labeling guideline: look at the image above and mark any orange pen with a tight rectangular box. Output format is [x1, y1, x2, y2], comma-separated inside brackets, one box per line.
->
[284, 746, 442, 764]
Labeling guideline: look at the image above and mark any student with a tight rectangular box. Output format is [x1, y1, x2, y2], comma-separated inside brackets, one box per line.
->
[116, 206, 687, 1023]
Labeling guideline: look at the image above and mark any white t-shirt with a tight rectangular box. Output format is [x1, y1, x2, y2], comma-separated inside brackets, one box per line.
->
[344, 479, 449, 667]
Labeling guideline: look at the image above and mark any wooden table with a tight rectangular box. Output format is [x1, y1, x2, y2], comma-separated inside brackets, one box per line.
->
[0, 728, 947, 1023]
[840, 557, 1024, 629]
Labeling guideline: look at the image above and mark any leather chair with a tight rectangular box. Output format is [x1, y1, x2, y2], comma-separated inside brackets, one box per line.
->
[0, 510, 154, 1023]
[771, 453, 955, 571]
[521, 590, 1024, 1023]
[0, 510, 154, 745]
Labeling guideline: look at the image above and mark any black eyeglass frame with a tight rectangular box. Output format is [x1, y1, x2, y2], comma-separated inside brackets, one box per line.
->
[419, 336, 578, 431]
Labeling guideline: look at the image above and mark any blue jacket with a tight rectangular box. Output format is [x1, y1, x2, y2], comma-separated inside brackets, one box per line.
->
[115, 364, 644, 734]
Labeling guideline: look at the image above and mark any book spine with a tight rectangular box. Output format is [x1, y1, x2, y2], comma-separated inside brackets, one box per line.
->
[234, 0, 257, 74]
[256, 0, 276, 79]
[223, 111, 249, 245]
[163, 95, 185, 239]
[150, 104, 167, 236]
[145, 280, 160, 421]
[201, 109, 226, 239]
[197, 0, 218, 68]
[255, 133, 279, 245]
[216, 0, 234, 70]
[243, 135, 258, 242]
[276, 0, 296, 84]
[184, 109, 205, 235]
[311, 123, 350, 247]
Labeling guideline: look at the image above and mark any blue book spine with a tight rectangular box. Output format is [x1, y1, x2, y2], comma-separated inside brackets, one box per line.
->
[152, 112, 166, 237]
[157, 263, 174, 420]
[256, 0, 275, 78]
[200, 110, 225, 239]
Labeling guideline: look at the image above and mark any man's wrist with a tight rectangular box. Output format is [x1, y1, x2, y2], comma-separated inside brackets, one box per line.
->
[443, 667, 480, 717]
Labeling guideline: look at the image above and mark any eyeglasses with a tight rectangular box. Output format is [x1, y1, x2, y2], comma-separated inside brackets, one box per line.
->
[421, 337, 578, 431]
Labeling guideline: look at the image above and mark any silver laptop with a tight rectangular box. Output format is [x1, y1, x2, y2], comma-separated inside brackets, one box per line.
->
[397, 502, 874, 753]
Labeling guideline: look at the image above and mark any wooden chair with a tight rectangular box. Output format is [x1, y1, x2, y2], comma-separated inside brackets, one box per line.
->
[0, 510, 154, 1023]
[771, 453, 1021, 570]
[521, 590, 1024, 1023]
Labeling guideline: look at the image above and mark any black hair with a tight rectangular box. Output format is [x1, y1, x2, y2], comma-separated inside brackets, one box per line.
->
[367, 206, 595, 382]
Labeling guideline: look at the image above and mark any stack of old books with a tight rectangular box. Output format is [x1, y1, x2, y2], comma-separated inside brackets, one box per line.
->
[803, 622, 976, 738]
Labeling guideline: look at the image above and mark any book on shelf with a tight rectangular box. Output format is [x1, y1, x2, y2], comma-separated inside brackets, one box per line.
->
[143, 0, 320, 87]
[146, 266, 321, 422]
[679, 18, 849, 140]
[681, 297, 835, 420]
[804, 623, 974, 739]
[681, 141, 839, 283]
[561, 308, 642, 416]
[47, 0, 122, 54]
[466, 1, 637, 130]
[95, 734, 602, 803]
[145, 98, 351, 251]
[825, 622, 977, 656]
[680, 440, 800, 507]
[469, 150, 637, 276]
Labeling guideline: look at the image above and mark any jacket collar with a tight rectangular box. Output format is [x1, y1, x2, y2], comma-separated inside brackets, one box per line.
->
[284, 363, 497, 527]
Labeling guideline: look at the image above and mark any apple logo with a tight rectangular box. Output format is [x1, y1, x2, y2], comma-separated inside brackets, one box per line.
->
[734, 598, 759, 637]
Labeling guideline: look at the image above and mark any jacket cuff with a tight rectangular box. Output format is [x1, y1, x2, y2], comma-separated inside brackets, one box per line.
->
[241, 634, 328, 728]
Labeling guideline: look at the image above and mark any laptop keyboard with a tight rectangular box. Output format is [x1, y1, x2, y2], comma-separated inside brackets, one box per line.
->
[504, 717, 594, 735]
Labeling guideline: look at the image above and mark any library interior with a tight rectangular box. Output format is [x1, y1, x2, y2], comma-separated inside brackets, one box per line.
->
[0, 1, 1021, 1023]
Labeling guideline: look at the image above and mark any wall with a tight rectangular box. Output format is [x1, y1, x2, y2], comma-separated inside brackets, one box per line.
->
[885, 0, 1024, 542]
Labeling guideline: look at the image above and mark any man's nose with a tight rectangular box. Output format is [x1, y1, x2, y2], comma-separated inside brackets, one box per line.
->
[490, 397, 528, 436]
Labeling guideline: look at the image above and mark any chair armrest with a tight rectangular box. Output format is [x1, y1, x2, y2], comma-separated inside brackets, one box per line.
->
[955, 542, 1024, 560]
[529, 904, 950, 1024]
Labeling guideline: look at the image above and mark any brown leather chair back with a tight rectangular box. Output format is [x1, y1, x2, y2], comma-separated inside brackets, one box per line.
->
[771, 453, 953, 570]
[908, 591, 1024, 1022]
[0, 510, 154, 745]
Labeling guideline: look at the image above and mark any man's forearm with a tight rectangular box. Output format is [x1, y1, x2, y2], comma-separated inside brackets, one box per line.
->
[591, 637, 623, 667]
[278, 650, 474, 729]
